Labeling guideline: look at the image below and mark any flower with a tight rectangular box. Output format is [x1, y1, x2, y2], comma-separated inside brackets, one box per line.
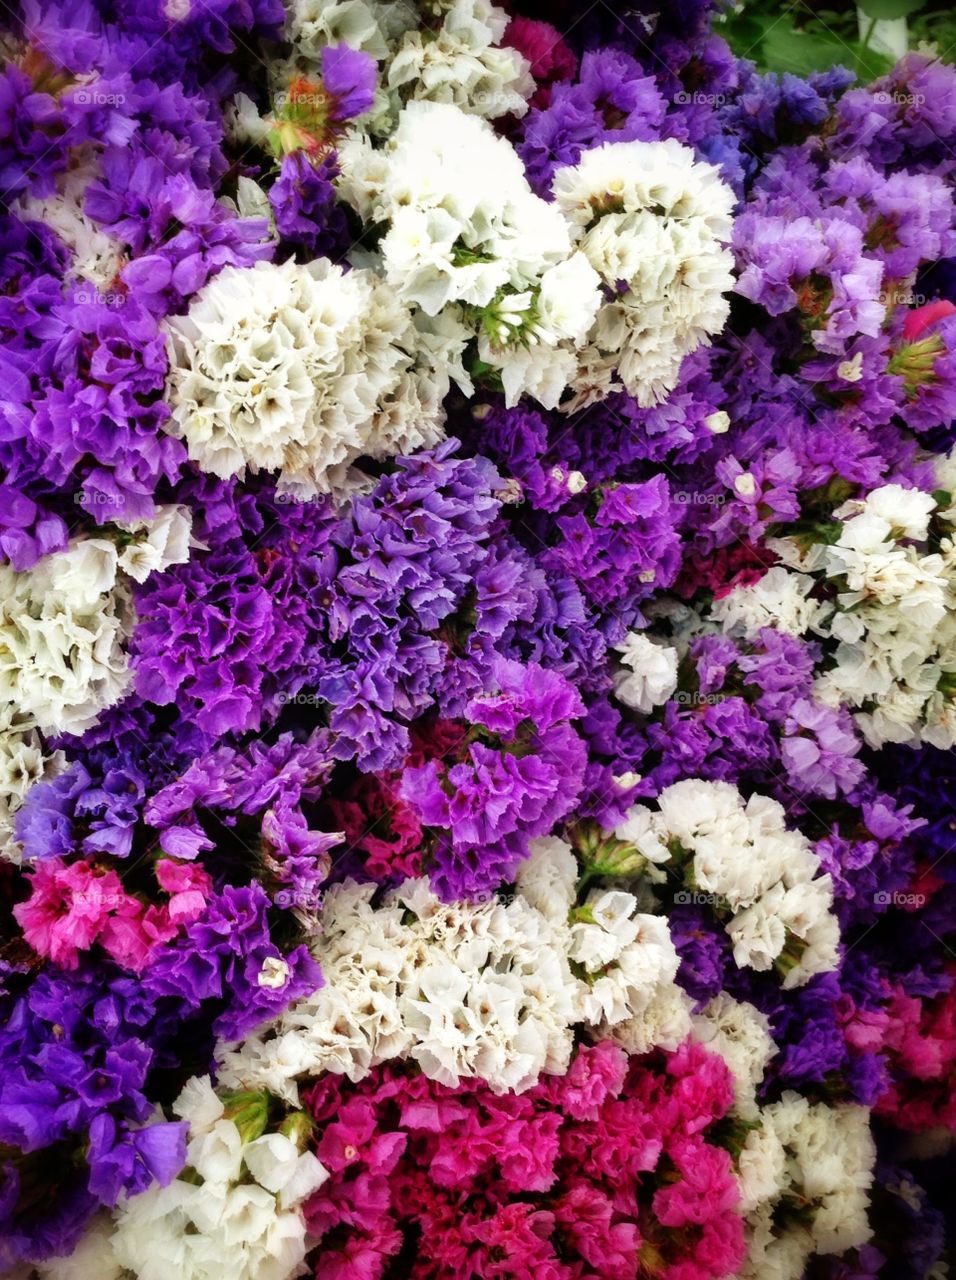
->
[164, 258, 445, 495]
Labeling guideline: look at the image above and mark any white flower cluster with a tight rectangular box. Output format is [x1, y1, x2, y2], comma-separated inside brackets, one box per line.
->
[288, 0, 533, 127]
[109, 1078, 328, 1280]
[288, 0, 418, 62]
[216, 839, 690, 1101]
[17, 155, 124, 291]
[615, 779, 840, 987]
[339, 101, 603, 409]
[0, 705, 66, 863]
[692, 992, 777, 1122]
[164, 257, 446, 496]
[713, 480, 956, 748]
[552, 139, 736, 408]
[711, 565, 826, 639]
[0, 511, 190, 737]
[612, 630, 679, 713]
[692, 995, 875, 1278]
[387, 0, 533, 121]
[812, 483, 956, 748]
[739, 1095, 876, 1280]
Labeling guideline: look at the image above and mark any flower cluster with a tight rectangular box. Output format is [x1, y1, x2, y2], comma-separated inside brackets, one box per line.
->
[2, 0, 956, 1276]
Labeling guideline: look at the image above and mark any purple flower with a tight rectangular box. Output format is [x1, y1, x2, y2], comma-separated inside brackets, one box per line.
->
[321, 44, 377, 123]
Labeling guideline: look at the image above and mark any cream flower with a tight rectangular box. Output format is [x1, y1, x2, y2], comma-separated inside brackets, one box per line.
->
[164, 258, 445, 496]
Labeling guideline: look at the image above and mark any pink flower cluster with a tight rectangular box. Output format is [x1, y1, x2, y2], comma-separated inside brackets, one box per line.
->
[13, 857, 211, 972]
[301, 1040, 745, 1280]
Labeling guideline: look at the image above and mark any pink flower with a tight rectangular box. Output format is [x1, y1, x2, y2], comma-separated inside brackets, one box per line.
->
[546, 1040, 628, 1120]
[653, 1137, 739, 1228]
[902, 299, 956, 342]
[99, 901, 178, 972]
[156, 857, 212, 923]
[504, 17, 577, 109]
[14, 859, 126, 968]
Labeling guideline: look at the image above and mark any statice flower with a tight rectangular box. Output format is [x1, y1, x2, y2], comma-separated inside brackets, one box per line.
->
[141, 882, 323, 1043]
[339, 100, 603, 407]
[164, 257, 445, 495]
[615, 779, 840, 987]
[402, 658, 587, 896]
[300, 1039, 745, 1280]
[553, 137, 735, 407]
[385, 0, 534, 120]
[110, 1077, 327, 1280]
[734, 212, 885, 355]
[0, 963, 189, 1265]
[0, 529, 188, 737]
[0, 706, 65, 863]
[267, 151, 348, 255]
[517, 47, 667, 194]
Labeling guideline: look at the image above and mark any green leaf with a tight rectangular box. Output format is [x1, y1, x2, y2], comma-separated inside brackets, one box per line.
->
[857, 0, 927, 18]
[760, 24, 894, 81]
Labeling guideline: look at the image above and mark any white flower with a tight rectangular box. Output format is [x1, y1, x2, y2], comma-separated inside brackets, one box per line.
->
[612, 632, 679, 713]
[612, 804, 670, 864]
[834, 483, 936, 542]
[37, 1215, 122, 1280]
[691, 993, 776, 1118]
[737, 1122, 788, 1213]
[705, 409, 730, 433]
[636, 780, 838, 985]
[172, 1075, 225, 1135]
[164, 258, 445, 496]
[553, 139, 735, 407]
[711, 567, 825, 639]
[0, 539, 133, 736]
[514, 836, 578, 923]
[338, 102, 600, 410]
[0, 705, 66, 864]
[17, 155, 124, 290]
[243, 1133, 328, 1207]
[257, 956, 291, 989]
[289, 0, 414, 61]
[115, 506, 193, 583]
[188, 1119, 244, 1186]
[387, 0, 533, 120]
[216, 871, 688, 1100]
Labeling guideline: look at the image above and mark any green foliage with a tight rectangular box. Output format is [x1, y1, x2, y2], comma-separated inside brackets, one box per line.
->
[718, 0, 939, 83]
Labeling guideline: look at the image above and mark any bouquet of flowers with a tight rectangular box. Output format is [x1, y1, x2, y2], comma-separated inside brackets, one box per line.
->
[1, 0, 955, 1276]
